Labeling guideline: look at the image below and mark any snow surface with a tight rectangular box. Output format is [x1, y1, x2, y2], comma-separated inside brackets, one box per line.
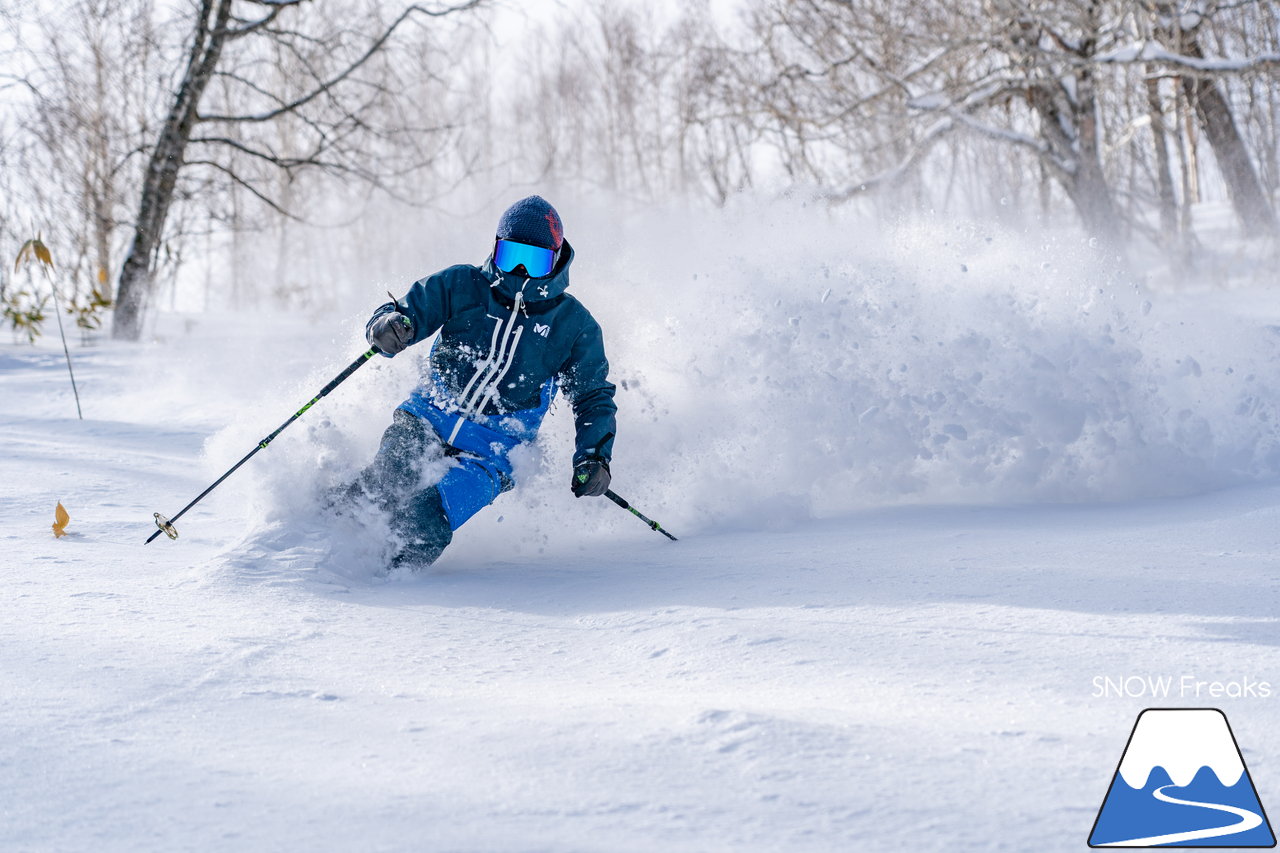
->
[3, 211, 1280, 851]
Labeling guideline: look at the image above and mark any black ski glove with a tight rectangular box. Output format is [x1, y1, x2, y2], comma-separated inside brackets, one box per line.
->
[368, 311, 414, 356]
[571, 458, 611, 497]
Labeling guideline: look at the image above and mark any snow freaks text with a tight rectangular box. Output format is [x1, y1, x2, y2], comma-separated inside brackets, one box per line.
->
[1092, 675, 1273, 700]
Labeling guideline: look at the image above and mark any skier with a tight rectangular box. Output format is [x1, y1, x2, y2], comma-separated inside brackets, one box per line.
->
[352, 196, 616, 568]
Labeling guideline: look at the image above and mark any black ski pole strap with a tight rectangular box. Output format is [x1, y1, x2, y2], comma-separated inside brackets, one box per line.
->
[604, 489, 678, 541]
[145, 348, 377, 544]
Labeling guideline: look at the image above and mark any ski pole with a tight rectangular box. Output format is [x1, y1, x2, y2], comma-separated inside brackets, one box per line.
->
[147, 348, 379, 544]
[604, 489, 678, 541]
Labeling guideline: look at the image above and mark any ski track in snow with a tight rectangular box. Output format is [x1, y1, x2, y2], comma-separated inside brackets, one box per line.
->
[3, 245, 1280, 849]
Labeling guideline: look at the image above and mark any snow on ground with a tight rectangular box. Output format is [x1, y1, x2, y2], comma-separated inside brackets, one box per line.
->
[2, 211, 1279, 851]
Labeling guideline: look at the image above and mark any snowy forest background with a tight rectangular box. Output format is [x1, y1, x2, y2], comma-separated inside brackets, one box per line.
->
[1, 0, 1278, 344]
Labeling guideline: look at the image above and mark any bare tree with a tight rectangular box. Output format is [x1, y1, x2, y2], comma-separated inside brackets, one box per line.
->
[701, 0, 1278, 250]
[111, 0, 482, 341]
[1149, 3, 1277, 235]
[1, 0, 160, 334]
[734, 1, 1133, 240]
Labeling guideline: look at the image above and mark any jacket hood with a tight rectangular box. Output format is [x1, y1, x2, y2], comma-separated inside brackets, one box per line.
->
[483, 239, 574, 304]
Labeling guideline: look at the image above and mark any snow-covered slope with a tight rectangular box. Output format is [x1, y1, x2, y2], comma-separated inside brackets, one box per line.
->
[2, 211, 1279, 851]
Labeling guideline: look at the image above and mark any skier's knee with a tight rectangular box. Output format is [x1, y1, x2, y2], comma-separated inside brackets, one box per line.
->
[360, 410, 440, 502]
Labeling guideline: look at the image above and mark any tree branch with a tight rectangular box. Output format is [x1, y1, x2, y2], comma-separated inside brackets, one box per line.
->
[826, 117, 956, 202]
[198, 0, 483, 123]
[1092, 39, 1280, 75]
[224, 0, 306, 40]
[184, 158, 298, 218]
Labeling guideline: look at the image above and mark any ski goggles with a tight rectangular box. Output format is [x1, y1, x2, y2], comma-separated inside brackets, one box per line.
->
[494, 239, 557, 278]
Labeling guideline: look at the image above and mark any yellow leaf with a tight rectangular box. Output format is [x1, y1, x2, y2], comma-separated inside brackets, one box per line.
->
[97, 266, 108, 284]
[52, 502, 70, 538]
[34, 240, 53, 268]
[14, 238, 53, 273]
[14, 240, 33, 273]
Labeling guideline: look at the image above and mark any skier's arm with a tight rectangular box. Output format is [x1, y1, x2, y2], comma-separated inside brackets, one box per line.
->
[365, 267, 460, 355]
[560, 319, 617, 466]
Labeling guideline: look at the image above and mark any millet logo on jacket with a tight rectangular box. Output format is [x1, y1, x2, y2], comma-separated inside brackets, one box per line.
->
[534, 323, 550, 338]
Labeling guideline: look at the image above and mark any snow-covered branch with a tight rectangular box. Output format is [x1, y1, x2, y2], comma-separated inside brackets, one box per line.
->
[826, 117, 956, 202]
[1093, 39, 1280, 75]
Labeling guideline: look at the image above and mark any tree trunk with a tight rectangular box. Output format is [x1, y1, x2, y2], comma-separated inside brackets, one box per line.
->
[1166, 29, 1277, 236]
[1027, 76, 1123, 245]
[1061, 157, 1124, 243]
[1073, 59, 1124, 243]
[1182, 73, 1278, 235]
[112, 0, 231, 340]
[1145, 76, 1179, 240]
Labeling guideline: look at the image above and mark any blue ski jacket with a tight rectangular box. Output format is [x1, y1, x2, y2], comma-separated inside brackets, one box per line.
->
[367, 240, 617, 465]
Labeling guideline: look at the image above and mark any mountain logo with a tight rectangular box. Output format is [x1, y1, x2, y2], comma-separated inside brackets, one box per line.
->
[1089, 708, 1275, 847]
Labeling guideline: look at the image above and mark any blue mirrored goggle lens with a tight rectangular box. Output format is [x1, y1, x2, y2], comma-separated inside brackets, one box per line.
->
[494, 239, 556, 277]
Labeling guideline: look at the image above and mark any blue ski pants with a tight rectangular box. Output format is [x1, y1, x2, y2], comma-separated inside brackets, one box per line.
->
[359, 407, 517, 567]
